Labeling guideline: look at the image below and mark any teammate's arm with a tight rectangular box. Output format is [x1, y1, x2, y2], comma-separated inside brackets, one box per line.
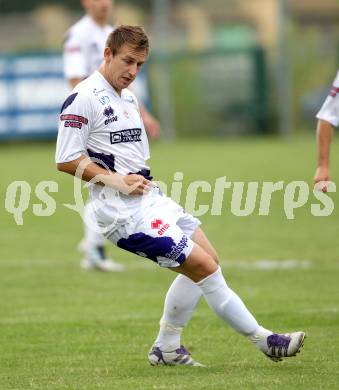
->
[139, 102, 160, 139]
[314, 119, 333, 185]
[57, 155, 152, 195]
[63, 30, 87, 88]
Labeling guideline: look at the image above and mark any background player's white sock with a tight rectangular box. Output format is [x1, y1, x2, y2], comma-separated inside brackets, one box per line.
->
[154, 274, 202, 351]
[83, 201, 106, 249]
[197, 267, 260, 336]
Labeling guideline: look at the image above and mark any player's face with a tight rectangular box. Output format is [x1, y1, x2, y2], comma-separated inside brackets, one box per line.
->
[82, 0, 112, 24]
[104, 44, 148, 93]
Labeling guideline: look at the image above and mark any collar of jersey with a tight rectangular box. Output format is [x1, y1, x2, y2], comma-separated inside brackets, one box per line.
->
[95, 71, 121, 98]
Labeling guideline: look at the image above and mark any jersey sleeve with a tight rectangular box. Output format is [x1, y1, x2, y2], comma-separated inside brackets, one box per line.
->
[63, 30, 87, 80]
[316, 71, 339, 127]
[55, 91, 93, 163]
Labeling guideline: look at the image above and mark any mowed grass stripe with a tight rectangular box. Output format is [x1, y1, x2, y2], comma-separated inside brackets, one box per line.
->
[0, 137, 338, 389]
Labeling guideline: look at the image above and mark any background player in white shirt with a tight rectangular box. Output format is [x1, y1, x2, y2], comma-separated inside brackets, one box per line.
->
[56, 25, 305, 366]
[63, 0, 160, 271]
[314, 70, 338, 191]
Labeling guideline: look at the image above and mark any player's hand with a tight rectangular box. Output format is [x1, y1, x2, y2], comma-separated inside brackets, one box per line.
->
[314, 166, 331, 192]
[122, 174, 153, 195]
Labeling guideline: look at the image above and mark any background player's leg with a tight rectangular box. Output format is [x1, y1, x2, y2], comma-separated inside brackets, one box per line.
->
[79, 201, 124, 272]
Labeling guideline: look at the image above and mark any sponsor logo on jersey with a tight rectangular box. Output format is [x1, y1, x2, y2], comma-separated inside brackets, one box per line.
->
[99, 96, 110, 105]
[329, 86, 339, 97]
[103, 106, 118, 125]
[165, 236, 188, 260]
[60, 114, 88, 130]
[110, 128, 142, 144]
[60, 114, 88, 124]
[64, 121, 83, 129]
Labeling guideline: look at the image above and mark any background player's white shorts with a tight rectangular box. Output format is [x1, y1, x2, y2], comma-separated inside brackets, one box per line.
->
[93, 187, 201, 268]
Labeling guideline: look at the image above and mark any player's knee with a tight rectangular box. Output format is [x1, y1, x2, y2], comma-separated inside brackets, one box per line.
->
[203, 247, 218, 265]
[210, 249, 219, 264]
[188, 254, 218, 281]
[202, 257, 218, 277]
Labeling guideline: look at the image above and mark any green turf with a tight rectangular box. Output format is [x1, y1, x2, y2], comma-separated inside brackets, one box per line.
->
[0, 136, 338, 389]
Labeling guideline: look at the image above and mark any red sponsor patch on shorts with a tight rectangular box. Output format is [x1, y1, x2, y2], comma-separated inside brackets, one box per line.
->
[158, 223, 170, 236]
[151, 219, 170, 235]
[151, 219, 163, 229]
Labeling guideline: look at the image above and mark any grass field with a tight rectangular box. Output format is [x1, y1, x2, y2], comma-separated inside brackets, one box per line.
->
[0, 136, 338, 389]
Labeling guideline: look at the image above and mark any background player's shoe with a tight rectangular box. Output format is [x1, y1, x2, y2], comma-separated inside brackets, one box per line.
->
[255, 331, 306, 362]
[80, 257, 125, 272]
[78, 241, 125, 272]
[148, 345, 204, 367]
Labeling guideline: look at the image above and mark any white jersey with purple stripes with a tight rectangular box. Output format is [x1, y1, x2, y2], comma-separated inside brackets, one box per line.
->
[316, 70, 339, 127]
[56, 70, 150, 173]
[63, 15, 113, 80]
[55, 71, 200, 267]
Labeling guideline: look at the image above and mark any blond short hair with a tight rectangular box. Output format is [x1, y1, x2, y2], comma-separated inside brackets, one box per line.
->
[106, 25, 149, 56]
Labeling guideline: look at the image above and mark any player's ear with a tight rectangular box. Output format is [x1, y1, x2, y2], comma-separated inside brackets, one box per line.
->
[103, 47, 113, 62]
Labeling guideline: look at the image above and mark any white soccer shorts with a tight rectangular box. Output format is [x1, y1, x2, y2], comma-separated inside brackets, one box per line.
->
[93, 187, 201, 268]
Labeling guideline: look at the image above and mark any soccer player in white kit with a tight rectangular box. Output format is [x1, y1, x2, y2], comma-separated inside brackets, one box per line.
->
[63, 0, 160, 271]
[56, 25, 306, 366]
[314, 70, 338, 190]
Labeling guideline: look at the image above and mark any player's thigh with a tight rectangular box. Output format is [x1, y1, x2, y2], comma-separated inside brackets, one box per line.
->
[191, 227, 218, 264]
[173, 204, 217, 263]
[172, 242, 218, 282]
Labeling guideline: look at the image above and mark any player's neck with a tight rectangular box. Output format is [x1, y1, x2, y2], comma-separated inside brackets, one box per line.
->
[99, 67, 122, 96]
[87, 13, 108, 27]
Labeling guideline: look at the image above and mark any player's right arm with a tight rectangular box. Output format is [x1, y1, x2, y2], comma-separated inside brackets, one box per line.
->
[63, 29, 88, 88]
[314, 119, 333, 184]
[55, 92, 151, 195]
[57, 155, 151, 195]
